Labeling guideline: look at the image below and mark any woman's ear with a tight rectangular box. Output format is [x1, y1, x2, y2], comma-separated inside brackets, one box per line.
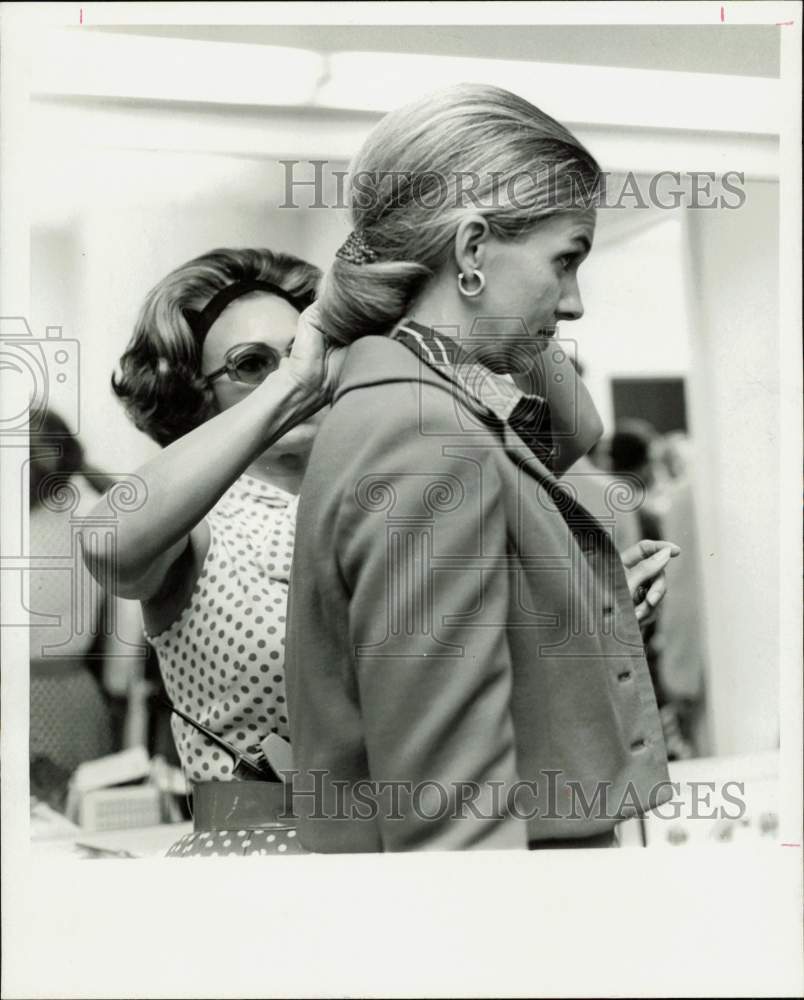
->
[453, 214, 490, 276]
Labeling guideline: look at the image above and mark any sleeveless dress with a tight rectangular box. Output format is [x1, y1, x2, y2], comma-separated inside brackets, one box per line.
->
[145, 473, 306, 856]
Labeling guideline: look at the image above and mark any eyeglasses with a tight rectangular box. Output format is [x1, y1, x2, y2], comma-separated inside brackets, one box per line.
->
[204, 342, 283, 386]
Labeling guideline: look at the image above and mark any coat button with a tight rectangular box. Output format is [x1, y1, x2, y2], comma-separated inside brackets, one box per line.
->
[630, 738, 648, 752]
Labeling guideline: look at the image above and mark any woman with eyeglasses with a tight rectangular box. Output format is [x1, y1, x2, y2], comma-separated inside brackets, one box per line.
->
[81, 247, 341, 856]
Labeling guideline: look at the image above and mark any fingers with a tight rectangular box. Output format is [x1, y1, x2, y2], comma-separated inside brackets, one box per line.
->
[627, 545, 675, 590]
[634, 568, 668, 624]
[291, 304, 326, 360]
[621, 539, 680, 569]
[646, 572, 667, 608]
[285, 303, 347, 404]
[323, 345, 347, 397]
[299, 301, 322, 330]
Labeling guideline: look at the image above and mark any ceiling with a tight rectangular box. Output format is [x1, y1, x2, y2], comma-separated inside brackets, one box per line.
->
[90, 24, 780, 78]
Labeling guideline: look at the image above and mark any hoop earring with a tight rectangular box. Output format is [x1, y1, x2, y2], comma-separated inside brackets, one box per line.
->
[458, 269, 486, 298]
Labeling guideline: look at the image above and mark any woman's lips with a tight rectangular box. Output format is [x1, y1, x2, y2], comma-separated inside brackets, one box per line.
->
[531, 327, 557, 352]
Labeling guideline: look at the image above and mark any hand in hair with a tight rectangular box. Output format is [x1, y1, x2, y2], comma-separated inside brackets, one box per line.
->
[81, 321, 335, 605]
[280, 303, 346, 405]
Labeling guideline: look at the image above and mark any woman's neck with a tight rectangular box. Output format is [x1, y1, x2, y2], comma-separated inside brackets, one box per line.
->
[406, 276, 473, 335]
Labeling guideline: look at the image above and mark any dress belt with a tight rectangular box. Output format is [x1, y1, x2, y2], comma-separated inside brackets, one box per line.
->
[528, 829, 617, 850]
[191, 780, 296, 832]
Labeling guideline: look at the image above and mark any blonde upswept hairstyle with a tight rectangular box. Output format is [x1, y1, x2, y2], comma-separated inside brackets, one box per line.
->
[317, 84, 601, 346]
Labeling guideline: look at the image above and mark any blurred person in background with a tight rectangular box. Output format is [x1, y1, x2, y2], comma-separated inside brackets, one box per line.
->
[608, 420, 695, 759]
[650, 432, 709, 755]
[29, 410, 118, 809]
[82, 247, 342, 856]
[608, 418, 664, 539]
[561, 364, 676, 640]
[563, 360, 644, 556]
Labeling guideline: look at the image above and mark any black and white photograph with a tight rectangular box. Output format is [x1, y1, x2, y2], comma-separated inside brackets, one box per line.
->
[1, 2, 801, 997]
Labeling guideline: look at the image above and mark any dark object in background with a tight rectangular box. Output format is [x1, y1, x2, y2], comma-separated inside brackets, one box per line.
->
[143, 644, 182, 769]
[609, 420, 653, 473]
[608, 419, 663, 538]
[29, 410, 117, 782]
[611, 377, 687, 435]
[30, 755, 72, 813]
[608, 419, 668, 715]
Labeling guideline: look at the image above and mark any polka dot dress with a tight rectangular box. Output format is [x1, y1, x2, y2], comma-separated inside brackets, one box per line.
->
[166, 825, 306, 858]
[146, 474, 298, 784]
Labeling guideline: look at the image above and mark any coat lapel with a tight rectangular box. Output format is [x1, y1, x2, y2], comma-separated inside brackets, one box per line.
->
[333, 335, 612, 549]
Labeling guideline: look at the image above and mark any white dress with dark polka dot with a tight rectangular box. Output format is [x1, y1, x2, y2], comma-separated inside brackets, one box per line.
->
[146, 474, 297, 785]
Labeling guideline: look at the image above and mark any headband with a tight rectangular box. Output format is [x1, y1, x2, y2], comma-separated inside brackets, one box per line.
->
[182, 279, 315, 342]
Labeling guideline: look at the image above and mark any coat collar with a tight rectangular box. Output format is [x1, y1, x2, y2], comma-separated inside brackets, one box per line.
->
[333, 334, 446, 402]
[332, 335, 613, 550]
[333, 335, 561, 488]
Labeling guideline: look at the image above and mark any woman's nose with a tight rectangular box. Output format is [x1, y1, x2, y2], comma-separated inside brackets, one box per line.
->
[557, 279, 585, 322]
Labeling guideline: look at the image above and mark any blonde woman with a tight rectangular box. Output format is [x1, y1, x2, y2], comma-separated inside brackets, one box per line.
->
[285, 85, 678, 853]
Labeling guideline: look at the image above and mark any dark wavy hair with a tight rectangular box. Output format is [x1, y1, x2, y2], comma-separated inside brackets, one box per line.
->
[112, 248, 321, 446]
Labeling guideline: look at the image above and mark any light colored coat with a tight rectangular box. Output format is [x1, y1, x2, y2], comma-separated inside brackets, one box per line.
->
[286, 336, 671, 852]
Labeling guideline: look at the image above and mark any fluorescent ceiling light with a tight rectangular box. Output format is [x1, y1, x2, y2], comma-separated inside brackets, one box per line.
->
[29, 31, 781, 140]
[32, 29, 324, 107]
[315, 51, 781, 136]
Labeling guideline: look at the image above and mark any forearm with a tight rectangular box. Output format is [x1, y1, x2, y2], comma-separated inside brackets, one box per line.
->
[82, 370, 322, 591]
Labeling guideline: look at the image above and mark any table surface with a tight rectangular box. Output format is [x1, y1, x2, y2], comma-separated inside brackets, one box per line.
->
[31, 750, 780, 857]
[31, 800, 193, 858]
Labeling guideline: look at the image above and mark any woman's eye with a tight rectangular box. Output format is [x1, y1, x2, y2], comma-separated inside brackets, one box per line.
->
[557, 254, 575, 271]
[232, 354, 280, 384]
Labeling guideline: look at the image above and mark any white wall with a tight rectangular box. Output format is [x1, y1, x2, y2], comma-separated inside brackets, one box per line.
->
[572, 184, 781, 756]
[573, 211, 691, 429]
[685, 181, 780, 754]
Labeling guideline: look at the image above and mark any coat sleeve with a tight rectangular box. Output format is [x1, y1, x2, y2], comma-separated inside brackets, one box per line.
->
[335, 387, 527, 851]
